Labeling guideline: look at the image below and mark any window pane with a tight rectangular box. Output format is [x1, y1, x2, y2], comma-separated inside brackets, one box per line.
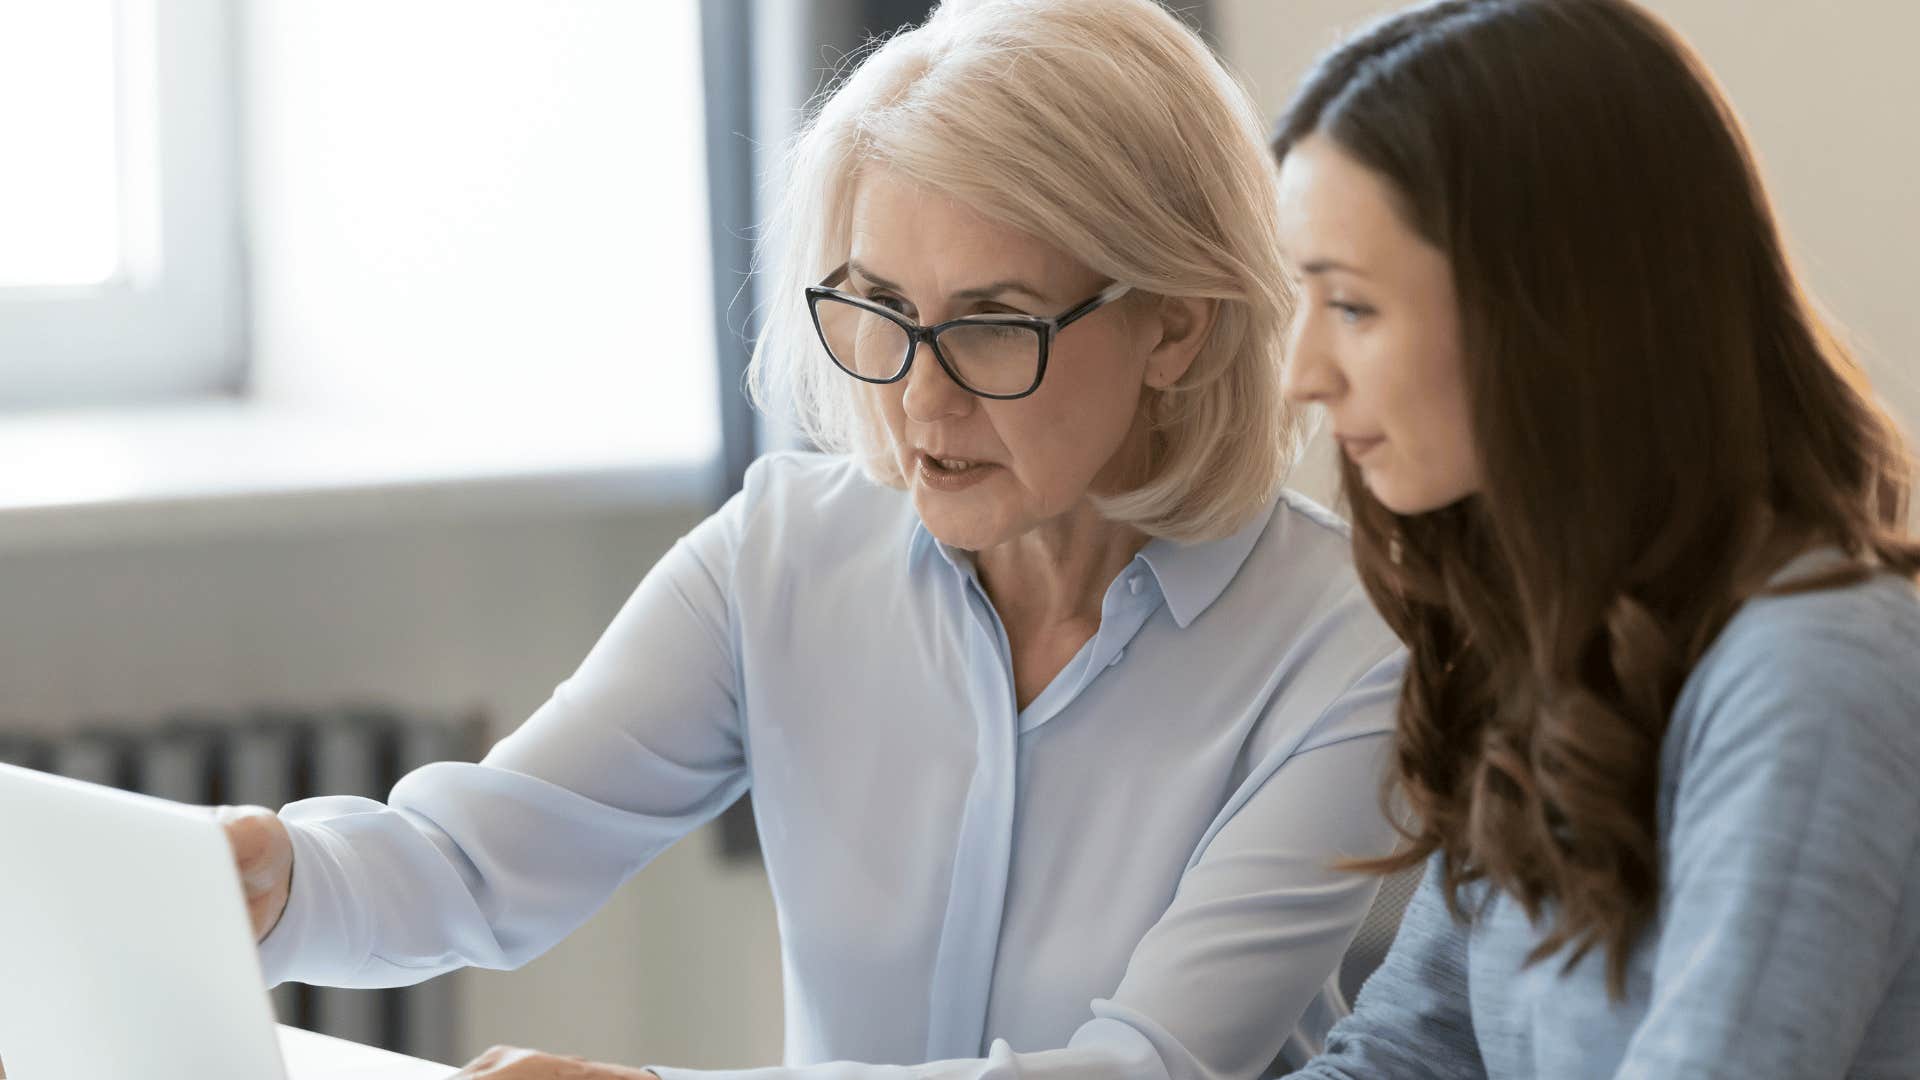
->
[0, 1, 121, 287]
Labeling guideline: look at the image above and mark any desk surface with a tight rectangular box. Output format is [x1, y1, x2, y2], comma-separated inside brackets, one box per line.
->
[278, 1024, 457, 1080]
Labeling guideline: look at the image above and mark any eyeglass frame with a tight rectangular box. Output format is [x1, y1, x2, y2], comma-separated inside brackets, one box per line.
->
[804, 263, 1134, 400]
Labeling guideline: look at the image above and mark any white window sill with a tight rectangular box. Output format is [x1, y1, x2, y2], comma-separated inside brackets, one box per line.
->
[0, 399, 722, 550]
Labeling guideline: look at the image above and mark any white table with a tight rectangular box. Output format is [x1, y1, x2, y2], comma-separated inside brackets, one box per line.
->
[278, 1024, 458, 1080]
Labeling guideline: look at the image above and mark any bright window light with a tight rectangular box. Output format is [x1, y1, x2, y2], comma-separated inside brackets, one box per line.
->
[0, 0, 246, 412]
[0, 1, 123, 288]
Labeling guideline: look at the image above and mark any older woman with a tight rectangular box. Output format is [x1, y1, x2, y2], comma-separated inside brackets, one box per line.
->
[221, 1, 1404, 1077]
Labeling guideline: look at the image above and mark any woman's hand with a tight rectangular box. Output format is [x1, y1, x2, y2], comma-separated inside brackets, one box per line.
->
[213, 804, 295, 942]
[450, 1045, 662, 1079]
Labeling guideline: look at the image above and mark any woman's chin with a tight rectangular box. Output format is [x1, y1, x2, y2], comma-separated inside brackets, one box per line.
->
[1364, 469, 1478, 517]
[913, 496, 1013, 553]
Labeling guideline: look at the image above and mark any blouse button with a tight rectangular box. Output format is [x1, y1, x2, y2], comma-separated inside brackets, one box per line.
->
[1128, 575, 1144, 596]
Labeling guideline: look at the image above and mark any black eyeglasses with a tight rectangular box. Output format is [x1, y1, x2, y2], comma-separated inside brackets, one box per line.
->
[805, 264, 1133, 400]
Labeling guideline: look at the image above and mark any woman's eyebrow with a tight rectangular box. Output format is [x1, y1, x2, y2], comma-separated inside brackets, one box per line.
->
[845, 260, 902, 292]
[950, 279, 1049, 304]
[1299, 258, 1370, 279]
[845, 260, 1049, 304]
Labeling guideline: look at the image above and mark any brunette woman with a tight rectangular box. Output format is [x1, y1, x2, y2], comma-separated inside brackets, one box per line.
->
[1272, 1, 1920, 1076]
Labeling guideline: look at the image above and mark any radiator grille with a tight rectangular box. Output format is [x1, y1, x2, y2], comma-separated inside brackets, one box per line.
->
[0, 705, 484, 1063]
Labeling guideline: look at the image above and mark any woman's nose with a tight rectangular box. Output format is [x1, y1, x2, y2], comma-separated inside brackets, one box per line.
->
[1281, 318, 1345, 406]
[900, 341, 973, 422]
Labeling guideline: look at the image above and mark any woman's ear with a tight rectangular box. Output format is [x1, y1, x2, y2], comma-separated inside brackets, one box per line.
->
[1144, 295, 1217, 389]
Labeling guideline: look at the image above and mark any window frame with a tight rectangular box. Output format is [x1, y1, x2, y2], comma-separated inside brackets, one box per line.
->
[0, 0, 246, 412]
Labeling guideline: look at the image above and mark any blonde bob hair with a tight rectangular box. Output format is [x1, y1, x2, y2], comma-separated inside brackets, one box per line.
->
[748, 0, 1302, 542]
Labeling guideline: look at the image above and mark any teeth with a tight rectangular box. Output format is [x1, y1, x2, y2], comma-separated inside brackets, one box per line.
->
[939, 458, 973, 471]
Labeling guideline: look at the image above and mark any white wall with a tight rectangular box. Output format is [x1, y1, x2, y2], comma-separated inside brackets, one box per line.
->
[1217, 0, 1920, 519]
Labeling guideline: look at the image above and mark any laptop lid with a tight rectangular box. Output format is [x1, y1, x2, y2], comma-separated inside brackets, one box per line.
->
[0, 762, 290, 1080]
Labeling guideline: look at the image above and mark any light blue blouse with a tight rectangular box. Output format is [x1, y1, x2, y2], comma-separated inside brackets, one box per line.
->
[259, 451, 1407, 1079]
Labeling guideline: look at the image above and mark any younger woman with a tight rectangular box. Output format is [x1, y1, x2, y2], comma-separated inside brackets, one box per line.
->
[1272, 1, 1920, 1076]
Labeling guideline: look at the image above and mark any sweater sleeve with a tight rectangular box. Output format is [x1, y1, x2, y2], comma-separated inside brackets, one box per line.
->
[1611, 579, 1920, 1079]
[1283, 853, 1487, 1080]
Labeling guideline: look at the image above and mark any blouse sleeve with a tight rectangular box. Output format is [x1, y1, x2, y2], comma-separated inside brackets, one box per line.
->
[257, 490, 751, 989]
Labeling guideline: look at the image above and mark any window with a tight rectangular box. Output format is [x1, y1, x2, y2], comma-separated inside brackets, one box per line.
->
[0, 1, 120, 289]
[1, 3, 722, 522]
[238, 1, 718, 465]
[0, 0, 246, 412]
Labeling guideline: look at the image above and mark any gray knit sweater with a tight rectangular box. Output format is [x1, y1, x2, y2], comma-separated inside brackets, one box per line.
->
[1291, 559, 1920, 1079]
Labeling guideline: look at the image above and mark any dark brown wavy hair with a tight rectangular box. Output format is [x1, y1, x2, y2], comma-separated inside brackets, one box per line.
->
[1273, 0, 1920, 995]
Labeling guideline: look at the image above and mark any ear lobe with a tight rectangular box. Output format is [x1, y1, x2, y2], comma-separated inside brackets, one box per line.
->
[1145, 295, 1217, 389]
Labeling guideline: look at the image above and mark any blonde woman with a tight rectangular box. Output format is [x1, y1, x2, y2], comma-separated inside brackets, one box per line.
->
[219, 2, 1404, 1077]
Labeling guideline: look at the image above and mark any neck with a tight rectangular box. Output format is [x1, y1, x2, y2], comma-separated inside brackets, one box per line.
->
[973, 405, 1159, 627]
[974, 502, 1150, 627]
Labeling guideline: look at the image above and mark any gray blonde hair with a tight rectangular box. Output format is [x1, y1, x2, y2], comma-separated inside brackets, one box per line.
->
[749, 0, 1301, 542]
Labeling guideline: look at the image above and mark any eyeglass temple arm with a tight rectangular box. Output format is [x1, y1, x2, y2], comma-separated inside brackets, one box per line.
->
[1054, 282, 1133, 328]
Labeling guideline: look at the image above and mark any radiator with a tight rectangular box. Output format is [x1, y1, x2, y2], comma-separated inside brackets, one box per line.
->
[0, 705, 485, 1063]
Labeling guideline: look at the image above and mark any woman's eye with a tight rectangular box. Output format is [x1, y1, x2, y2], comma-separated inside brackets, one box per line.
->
[869, 293, 910, 314]
[1329, 301, 1375, 324]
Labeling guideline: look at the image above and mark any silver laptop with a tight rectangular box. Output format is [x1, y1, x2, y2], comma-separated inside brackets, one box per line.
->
[0, 762, 450, 1079]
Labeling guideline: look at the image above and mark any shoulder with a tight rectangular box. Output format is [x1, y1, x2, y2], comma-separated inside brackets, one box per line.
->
[1238, 487, 1386, 645]
[1233, 488, 1406, 742]
[1274, 486, 1356, 544]
[718, 450, 911, 540]
[690, 450, 916, 587]
[1242, 487, 1363, 586]
[1686, 562, 1920, 711]
[1668, 560, 1920, 782]
[739, 449, 893, 511]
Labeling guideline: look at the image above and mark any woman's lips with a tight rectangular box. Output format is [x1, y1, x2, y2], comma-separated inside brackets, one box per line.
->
[915, 452, 998, 492]
[1336, 435, 1385, 461]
